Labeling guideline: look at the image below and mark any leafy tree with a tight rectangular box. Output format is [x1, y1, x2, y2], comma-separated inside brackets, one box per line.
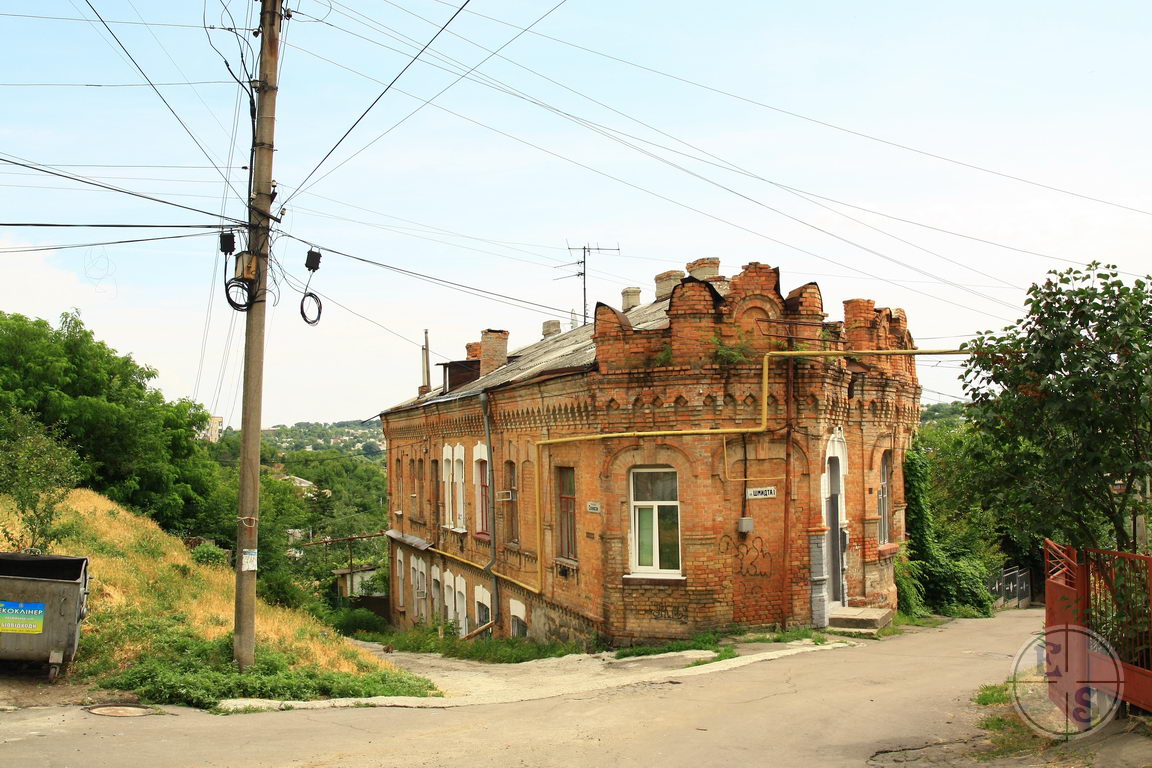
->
[0, 408, 82, 552]
[962, 264, 1152, 550]
[919, 401, 966, 425]
[0, 311, 216, 529]
[902, 438, 995, 616]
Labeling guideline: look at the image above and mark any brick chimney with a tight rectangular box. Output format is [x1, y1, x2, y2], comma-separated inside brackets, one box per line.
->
[542, 319, 562, 338]
[621, 286, 641, 312]
[480, 329, 510, 375]
[465, 342, 482, 360]
[655, 270, 685, 300]
[686, 257, 720, 280]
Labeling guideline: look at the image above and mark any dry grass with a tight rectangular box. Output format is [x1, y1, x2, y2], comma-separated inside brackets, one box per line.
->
[3, 489, 389, 675]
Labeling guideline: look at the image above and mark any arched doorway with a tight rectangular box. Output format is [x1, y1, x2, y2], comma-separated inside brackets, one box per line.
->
[823, 430, 849, 610]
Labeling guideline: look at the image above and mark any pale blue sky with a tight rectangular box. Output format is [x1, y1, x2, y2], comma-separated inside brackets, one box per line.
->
[2, 1, 1149, 425]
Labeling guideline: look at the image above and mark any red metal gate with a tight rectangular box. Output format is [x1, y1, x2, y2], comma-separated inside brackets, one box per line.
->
[1044, 538, 1152, 711]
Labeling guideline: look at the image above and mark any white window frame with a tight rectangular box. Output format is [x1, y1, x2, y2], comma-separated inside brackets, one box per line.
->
[455, 576, 468, 636]
[474, 585, 492, 628]
[509, 598, 527, 637]
[416, 558, 427, 621]
[441, 446, 453, 528]
[473, 442, 490, 535]
[395, 550, 405, 608]
[453, 444, 466, 530]
[629, 467, 682, 575]
[443, 568, 455, 625]
[410, 560, 419, 620]
[878, 451, 892, 546]
[431, 565, 441, 621]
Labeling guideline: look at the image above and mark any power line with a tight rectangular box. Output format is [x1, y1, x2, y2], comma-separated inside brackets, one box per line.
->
[0, 222, 226, 228]
[0, 11, 240, 30]
[0, 231, 217, 253]
[80, 1, 247, 207]
[0, 80, 233, 87]
[0, 155, 248, 223]
[284, 0, 568, 204]
[285, 37, 1016, 322]
[288, 203, 643, 287]
[300, 6, 1024, 296]
[269, 256, 451, 359]
[0, 170, 247, 183]
[771, 183, 1147, 277]
[11, 163, 248, 169]
[423, 0, 1152, 219]
[276, 234, 574, 320]
[284, 0, 474, 206]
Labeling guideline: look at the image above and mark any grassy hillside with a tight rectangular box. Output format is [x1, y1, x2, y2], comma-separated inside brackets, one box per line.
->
[2, 490, 435, 707]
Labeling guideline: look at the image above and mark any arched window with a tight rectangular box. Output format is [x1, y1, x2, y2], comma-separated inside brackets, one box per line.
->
[504, 460, 519, 544]
[416, 458, 425, 518]
[395, 550, 405, 609]
[476, 459, 491, 535]
[878, 451, 892, 545]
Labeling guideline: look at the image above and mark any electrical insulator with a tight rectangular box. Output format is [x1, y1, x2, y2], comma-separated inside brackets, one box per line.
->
[305, 248, 322, 272]
[220, 231, 236, 255]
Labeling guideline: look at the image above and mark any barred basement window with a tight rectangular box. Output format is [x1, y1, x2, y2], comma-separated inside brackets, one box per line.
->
[630, 467, 681, 574]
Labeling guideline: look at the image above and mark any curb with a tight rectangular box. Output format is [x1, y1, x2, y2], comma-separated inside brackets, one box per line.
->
[217, 639, 856, 713]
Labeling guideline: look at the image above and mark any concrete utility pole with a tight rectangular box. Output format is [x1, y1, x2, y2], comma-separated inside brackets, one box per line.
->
[234, 0, 283, 669]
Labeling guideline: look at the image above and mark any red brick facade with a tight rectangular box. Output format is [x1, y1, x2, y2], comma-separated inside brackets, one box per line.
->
[381, 261, 920, 644]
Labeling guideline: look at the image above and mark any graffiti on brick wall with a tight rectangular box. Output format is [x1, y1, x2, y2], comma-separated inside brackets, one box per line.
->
[628, 585, 689, 624]
[645, 603, 688, 623]
[719, 534, 773, 578]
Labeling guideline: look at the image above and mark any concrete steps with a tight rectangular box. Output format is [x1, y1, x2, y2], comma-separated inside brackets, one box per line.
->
[827, 607, 893, 630]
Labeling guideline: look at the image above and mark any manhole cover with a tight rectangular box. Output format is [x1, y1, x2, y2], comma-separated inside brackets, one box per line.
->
[84, 704, 156, 717]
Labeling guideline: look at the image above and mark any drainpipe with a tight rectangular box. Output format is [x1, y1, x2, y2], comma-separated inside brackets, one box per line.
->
[784, 332, 794, 626]
[480, 391, 500, 632]
[401, 348, 966, 599]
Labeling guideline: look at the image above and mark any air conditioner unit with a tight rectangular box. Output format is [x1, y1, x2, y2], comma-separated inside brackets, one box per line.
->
[495, 490, 516, 502]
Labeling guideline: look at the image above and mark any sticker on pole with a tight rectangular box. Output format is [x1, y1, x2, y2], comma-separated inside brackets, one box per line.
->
[0, 601, 46, 634]
[241, 549, 258, 572]
[1010, 624, 1124, 740]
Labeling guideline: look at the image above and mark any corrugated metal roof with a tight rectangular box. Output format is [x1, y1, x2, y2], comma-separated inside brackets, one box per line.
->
[384, 299, 669, 412]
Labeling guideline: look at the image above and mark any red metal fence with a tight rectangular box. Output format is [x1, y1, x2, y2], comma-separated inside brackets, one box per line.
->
[1044, 538, 1152, 711]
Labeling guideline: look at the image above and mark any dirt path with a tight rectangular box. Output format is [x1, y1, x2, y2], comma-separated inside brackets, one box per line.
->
[0, 664, 134, 710]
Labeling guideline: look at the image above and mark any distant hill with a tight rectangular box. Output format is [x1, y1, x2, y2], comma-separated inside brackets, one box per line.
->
[258, 419, 384, 458]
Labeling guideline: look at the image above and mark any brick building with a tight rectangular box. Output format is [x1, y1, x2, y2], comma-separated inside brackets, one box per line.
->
[379, 258, 920, 644]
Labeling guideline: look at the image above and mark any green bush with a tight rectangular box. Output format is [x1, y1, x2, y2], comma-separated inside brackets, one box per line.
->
[190, 542, 229, 567]
[615, 632, 723, 659]
[257, 569, 316, 610]
[332, 607, 389, 636]
[358, 623, 580, 663]
[79, 614, 435, 708]
[894, 550, 929, 617]
[901, 443, 994, 617]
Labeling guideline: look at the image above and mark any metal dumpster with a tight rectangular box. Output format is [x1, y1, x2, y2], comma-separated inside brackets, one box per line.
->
[0, 553, 89, 681]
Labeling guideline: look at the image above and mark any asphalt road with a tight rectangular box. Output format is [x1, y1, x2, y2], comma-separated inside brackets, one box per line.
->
[1, 609, 1045, 767]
